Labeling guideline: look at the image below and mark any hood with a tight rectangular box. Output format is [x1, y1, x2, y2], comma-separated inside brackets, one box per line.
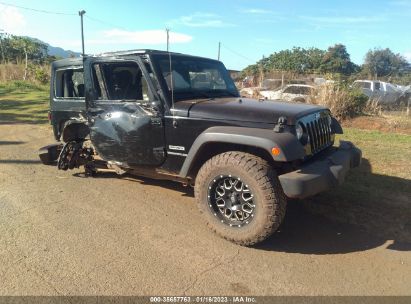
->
[173, 97, 327, 125]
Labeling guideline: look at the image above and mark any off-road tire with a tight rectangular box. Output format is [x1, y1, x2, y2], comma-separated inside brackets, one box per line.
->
[195, 151, 287, 246]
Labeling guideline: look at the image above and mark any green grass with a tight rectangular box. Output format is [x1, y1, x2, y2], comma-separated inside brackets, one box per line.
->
[0, 81, 49, 124]
[332, 128, 411, 209]
[306, 128, 411, 242]
[339, 128, 411, 180]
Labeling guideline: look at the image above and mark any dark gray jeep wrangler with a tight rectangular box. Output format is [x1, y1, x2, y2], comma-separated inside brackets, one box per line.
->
[40, 49, 361, 246]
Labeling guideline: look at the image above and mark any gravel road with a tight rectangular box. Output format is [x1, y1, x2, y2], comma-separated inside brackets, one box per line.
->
[0, 124, 409, 295]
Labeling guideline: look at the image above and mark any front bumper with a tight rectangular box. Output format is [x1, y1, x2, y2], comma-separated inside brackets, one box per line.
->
[278, 141, 362, 199]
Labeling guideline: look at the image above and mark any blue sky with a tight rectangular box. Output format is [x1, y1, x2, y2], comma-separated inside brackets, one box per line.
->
[0, 0, 410, 70]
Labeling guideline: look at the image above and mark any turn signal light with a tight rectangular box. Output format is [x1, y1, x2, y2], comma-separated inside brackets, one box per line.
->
[271, 147, 281, 156]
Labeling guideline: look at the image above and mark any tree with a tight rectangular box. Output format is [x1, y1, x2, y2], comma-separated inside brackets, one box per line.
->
[363, 48, 409, 78]
[265, 47, 325, 73]
[0, 33, 48, 80]
[0, 33, 47, 64]
[320, 44, 357, 75]
[10, 37, 34, 80]
[242, 47, 326, 77]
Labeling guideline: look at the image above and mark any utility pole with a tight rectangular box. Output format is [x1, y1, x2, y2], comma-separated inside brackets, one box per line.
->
[218, 42, 221, 61]
[259, 55, 264, 87]
[79, 10, 86, 56]
[0, 29, 5, 64]
[166, 28, 170, 52]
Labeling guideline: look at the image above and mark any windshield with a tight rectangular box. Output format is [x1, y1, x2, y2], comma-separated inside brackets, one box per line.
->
[153, 54, 239, 102]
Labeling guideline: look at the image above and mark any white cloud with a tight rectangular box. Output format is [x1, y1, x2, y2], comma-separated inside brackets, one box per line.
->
[168, 13, 235, 28]
[0, 5, 27, 35]
[90, 29, 192, 45]
[403, 52, 411, 62]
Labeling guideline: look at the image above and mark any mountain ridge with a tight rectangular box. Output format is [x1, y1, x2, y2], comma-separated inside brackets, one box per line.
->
[28, 37, 81, 58]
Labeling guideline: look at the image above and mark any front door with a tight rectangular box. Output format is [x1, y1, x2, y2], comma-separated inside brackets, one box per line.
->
[84, 56, 165, 167]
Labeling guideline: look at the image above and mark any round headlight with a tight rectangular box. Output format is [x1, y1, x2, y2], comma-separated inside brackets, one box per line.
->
[296, 123, 303, 140]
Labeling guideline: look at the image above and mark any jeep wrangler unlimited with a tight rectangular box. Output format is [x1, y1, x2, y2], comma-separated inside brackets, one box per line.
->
[39, 49, 361, 246]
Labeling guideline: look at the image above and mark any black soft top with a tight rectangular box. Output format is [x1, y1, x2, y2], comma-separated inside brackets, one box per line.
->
[51, 49, 221, 69]
[51, 57, 83, 69]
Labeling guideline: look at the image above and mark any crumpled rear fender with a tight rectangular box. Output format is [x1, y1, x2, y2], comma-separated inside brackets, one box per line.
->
[62, 120, 89, 142]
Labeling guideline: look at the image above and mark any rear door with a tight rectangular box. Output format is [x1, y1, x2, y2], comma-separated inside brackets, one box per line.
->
[83, 56, 166, 166]
[50, 63, 85, 140]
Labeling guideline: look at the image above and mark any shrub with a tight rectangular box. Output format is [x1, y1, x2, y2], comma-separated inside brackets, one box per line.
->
[27, 64, 50, 85]
[0, 80, 47, 94]
[311, 83, 368, 120]
[0, 63, 50, 84]
[34, 67, 49, 84]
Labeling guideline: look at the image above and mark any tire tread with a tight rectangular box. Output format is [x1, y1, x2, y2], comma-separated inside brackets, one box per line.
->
[194, 151, 287, 246]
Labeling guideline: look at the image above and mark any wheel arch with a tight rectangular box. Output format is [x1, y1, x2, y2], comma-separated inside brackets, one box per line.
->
[61, 120, 89, 142]
[179, 126, 305, 179]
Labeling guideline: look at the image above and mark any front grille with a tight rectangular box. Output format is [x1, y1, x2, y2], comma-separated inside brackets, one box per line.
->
[300, 112, 333, 155]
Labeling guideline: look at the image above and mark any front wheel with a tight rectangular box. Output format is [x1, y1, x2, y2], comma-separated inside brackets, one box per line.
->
[195, 152, 287, 246]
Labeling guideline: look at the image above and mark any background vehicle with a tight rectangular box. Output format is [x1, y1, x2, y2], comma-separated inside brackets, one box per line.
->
[259, 84, 315, 103]
[353, 80, 402, 104]
[40, 50, 361, 246]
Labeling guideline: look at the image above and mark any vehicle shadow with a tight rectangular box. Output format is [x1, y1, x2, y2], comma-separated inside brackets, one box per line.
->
[255, 200, 393, 254]
[0, 141, 25, 145]
[0, 159, 42, 164]
[258, 158, 411, 254]
[73, 158, 411, 254]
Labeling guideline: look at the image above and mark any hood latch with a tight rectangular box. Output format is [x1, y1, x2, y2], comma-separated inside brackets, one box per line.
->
[274, 116, 287, 133]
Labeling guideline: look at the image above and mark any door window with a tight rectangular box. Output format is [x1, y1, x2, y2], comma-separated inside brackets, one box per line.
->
[92, 62, 150, 101]
[54, 68, 84, 98]
[374, 82, 381, 91]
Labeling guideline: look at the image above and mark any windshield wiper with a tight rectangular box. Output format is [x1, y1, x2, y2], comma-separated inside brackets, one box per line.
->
[194, 91, 214, 99]
[222, 91, 240, 98]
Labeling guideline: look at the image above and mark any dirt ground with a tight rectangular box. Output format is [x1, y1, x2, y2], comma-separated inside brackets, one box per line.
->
[342, 113, 411, 135]
[0, 124, 410, 296]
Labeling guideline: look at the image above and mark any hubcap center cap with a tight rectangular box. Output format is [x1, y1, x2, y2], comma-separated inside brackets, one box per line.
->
[230, 193, 236, 204]
[231, 204, 241, 211]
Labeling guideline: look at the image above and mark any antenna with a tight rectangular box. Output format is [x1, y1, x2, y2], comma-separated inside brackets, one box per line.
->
[166, 28, 170, 52]
[218, 42, 221, 61]
[79, 10, 86, 56]
[167, 29, 176, 127]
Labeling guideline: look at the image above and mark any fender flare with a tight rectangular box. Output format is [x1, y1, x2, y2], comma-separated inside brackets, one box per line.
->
[62, 120, 89, 142]
[179, 126, 305, 177]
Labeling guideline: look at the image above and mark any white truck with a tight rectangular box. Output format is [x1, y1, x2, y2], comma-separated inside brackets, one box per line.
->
[353, 80, 403, 104]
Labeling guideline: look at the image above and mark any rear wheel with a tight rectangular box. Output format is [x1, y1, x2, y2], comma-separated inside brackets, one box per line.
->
[195, 151, 287, 246]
